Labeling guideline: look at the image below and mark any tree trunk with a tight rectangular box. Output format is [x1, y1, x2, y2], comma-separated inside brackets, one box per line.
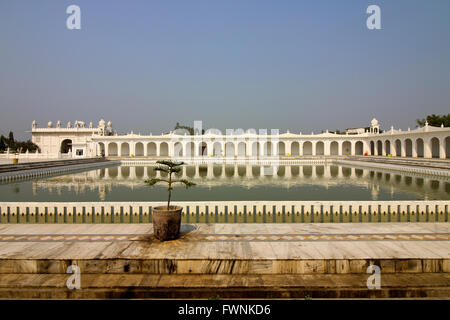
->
[167, 170, 172, 209]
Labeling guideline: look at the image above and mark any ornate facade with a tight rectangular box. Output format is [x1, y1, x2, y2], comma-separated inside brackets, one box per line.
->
[30, 118, 450, 159]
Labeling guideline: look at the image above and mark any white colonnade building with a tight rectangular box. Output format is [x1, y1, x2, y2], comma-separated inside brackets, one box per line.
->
[30, 118, 450, 160]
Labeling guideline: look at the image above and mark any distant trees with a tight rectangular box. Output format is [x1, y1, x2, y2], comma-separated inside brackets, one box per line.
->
[174, 122, 205, 135]
[0, 136, 6, 151]
[0, 131, 39, 153]
[416, 114, 450, 127]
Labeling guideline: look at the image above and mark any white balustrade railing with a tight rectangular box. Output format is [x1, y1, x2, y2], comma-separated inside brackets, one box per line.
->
[0, 201, 448, 223]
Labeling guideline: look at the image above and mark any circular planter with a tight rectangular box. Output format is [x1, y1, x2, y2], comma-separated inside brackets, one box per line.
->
[152, 206, 182, 241]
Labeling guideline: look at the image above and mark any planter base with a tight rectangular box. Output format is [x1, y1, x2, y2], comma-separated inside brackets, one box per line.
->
[152, 206, 182, 241]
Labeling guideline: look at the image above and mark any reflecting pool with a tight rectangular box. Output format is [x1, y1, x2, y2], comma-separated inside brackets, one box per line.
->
[0, 164, 449, 202]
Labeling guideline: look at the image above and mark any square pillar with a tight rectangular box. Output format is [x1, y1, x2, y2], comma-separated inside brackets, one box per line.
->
[390, 141, 396, 157]
[424, 139, 432, 158]
[412, 142, 417, 158]
[286, 142, 292, 156]
[324, 141, 330, 156]
[440, 138, 446, 159]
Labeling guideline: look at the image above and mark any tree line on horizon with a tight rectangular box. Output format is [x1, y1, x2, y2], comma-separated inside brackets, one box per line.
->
[174, 115, 450, 137]
[416, 114, 450, 127]
[0, 131, 39, 153]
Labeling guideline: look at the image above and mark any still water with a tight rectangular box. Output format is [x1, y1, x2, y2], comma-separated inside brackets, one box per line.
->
[0, 164, 449, 202]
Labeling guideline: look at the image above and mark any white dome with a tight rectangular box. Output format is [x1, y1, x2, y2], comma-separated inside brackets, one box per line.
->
[107, 121, 112, 127]
[47, 121, 53, 128]
[98, 119, 106, 127]
[371, 118, 379, 126]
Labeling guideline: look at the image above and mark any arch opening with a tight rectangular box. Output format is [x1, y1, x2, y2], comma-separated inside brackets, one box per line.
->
[377, 140, 382, 156]
[395, 140, 401, 157]
[225, 142, 235, 157]
[108, 142, 118, 156]
[147, 142, 156, 156]
[159, 142, 169, 156]
[173, 142, 183, 157]
[405, 139, 412, 157]
[212, 142, 222, 157]
[135, 143, 144, 157]
[316, 141, 324, 155]
[120, 143, 130, 157]
[385, 140, 391, 155]
[199, 142, 207, 156]
[355, 141, 364, 155]
[342, 141, 351, 155]
[431, 137, 440, 158]
[303, 142, 312, 155]
[416, 138, 424, 157]
[60, 139, 72, 154]
[330, 141, 339, 155]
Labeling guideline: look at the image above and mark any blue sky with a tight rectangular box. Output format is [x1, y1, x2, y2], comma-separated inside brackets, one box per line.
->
[1, 0, 449, 139]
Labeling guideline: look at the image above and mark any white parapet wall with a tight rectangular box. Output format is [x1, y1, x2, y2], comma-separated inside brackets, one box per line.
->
[1, 201, 448, 220]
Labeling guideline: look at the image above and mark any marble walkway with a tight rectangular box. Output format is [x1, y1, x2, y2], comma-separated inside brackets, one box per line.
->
[0, 223, 449, 298]
[0, 223, 448, 262]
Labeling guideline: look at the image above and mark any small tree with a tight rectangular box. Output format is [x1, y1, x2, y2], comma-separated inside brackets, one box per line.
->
[0, 135, 6, 152]
[145, 160, 195, 209]
[8, 131, 14, 144]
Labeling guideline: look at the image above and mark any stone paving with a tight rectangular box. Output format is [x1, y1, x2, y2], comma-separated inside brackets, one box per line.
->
[0, 223, 448, 298]
[0, 223, 448, 262]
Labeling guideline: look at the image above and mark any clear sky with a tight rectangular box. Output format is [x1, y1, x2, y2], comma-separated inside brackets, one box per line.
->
[1, 0, 449, 139]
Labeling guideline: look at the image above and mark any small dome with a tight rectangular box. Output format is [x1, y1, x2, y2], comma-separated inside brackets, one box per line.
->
[107, 121, 112, 127]
[371, 118, 379, 126]
[47, 121, 53, 128]
[98, 119, 106, 127]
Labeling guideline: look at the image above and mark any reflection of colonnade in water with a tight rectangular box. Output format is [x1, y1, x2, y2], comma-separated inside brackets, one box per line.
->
[106, 164, 371, 180]
[32, 165, 450, 200]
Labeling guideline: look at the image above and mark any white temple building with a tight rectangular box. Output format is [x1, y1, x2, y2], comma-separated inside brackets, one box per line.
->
[29, 118, 450, 159]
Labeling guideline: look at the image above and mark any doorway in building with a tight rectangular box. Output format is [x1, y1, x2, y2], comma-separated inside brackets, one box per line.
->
[60, 139, 72, 153]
